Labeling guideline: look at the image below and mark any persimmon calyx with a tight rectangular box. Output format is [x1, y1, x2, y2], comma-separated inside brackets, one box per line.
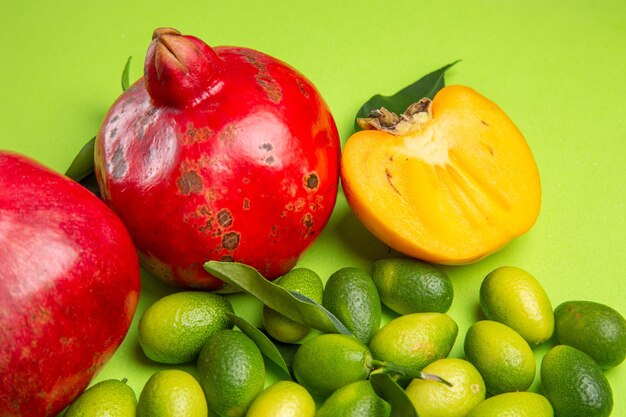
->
[357, 97, 432, 135]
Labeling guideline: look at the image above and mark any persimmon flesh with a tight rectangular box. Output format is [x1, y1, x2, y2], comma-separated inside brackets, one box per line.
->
[341, 85, 541, 264]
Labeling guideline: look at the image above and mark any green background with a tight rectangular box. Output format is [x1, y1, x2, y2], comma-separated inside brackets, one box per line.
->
[2, 0, 625, 414]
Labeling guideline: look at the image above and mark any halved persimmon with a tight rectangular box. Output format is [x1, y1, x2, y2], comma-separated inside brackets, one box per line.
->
[341, 85, 541, 264]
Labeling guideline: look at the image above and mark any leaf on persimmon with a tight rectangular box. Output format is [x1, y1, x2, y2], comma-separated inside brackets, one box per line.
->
[355, 60, 460, 130]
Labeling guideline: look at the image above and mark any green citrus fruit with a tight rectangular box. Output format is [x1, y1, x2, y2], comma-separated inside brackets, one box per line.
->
[467, 392, 553, 417]
[262, 268, 323, 343]
[316, 380, 391, 417]
[463, 320, 535, 394]
[480, 266, 554, 345]
[136, 370, 207, 417]
[541, 344, 613, 417]
[293, 333, 372, 398]
[369, 313, 458, 374]
[371, 258, 453, 315]
[197, 330, 265, 417]
[138, 291, 234, 364]
[323, 267, 381, 344]
[245, 381, 315, 417]
[554, 300, 626, 368]
[63, 378, 136, 417]
[405, 358, 485, 417]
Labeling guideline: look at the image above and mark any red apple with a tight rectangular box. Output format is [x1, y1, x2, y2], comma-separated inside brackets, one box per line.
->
[0, 152, 141, 417]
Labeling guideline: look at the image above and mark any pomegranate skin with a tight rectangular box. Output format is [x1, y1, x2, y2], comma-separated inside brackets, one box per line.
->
[95, 29, 341, 290]
[0, 152, 140, 417]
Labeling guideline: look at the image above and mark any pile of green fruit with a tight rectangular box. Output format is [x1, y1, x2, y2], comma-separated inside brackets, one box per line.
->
[62, 258, 625, 417]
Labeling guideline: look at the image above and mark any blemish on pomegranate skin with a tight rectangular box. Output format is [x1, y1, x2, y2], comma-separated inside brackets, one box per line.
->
[305, 173, 319, 190]
[217, 209, 233, 228]
[222, 232, 240, 250]
[137, 125, 145, 140]
[243, 198, 250, 210]
[258, 76, 282, 103]
[218, 124, 239, 145]
[185, 124, 213, 144]
[198, 219, 215, 235]
[287, 183, 298, 197]
[264, 155, 275, 165]
[294, 198, 305, 212]
[244, 53, 282, 103]
[177, 170, 203, 195]
[59, 337, 72, 347]
[220, 255, 235, 262]
[111, 147, 127, 179]
[302, 213, 314, 231]
[297, 79, 309, 98]
[259, 143, 273, 152]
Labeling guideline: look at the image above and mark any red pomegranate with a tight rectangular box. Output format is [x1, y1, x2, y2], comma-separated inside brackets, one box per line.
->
[94, 28, 341, 290]
[0, 152, 140, 417]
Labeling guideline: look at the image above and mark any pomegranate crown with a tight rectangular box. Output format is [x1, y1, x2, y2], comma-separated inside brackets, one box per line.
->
[144, 27, 223, 108]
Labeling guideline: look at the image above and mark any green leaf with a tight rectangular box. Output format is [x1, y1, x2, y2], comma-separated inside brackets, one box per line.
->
[77, 172, 101, 197]
[355, 60, 460, 129]
[226, 312, 292, 379]
[65, 136, 95, 182]
[121, 56, 132, 91]
[271, 337, 300, 371]
[369, 373, 418, 417]
[204, 261, 351, 335]
[370, 359, 452, 386]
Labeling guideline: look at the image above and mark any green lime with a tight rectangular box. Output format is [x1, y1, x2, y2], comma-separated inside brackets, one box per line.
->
[323, 267, 381, 344]
[371, 258, 453, 315]
[541, 344, 613, 417]
[293, 333, 372, 398]
[467, 392, 553, 417]
[480, 266, 554, 345]
[405, 358, 485, 417]
[138, 291, 234, 364]
[369, 313, 458, 374]
[317, 380, 391, 417]
[197, 329, 265, 417]
[245, 381, 315, 417]
[63, 378, 136, 417]
[463, 320, 535, 394]
[136, 370, 207, 417]
[554, 300, 626, 368]
[262, 268, 323, 343]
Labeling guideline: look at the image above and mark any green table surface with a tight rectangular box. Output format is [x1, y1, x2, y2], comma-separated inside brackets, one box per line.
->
[2, 0, 625, 415]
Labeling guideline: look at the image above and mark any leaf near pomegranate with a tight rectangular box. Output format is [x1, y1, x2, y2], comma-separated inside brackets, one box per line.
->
[205, 261, 351, 335]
